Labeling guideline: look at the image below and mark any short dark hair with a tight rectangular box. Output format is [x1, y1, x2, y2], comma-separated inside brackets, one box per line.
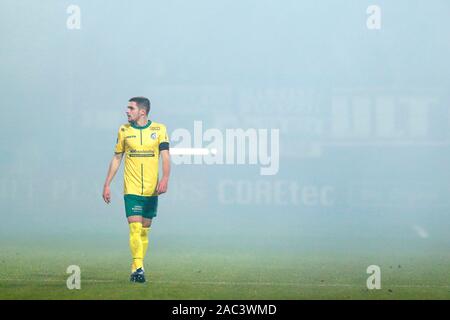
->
[129, 96, 150, 115]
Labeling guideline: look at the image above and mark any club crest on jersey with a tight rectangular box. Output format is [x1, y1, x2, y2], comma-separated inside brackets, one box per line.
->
[151, 133, 157, 140]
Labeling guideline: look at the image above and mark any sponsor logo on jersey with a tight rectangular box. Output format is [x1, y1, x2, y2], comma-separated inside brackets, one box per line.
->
[151, 133, 157, 140]
[150, 127, 160, 130]
[125, 135, 136, 139]
[128, 149, 155, 157]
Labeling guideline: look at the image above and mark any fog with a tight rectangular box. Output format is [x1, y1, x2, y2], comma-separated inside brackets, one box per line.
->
[1, 1, 449, 252]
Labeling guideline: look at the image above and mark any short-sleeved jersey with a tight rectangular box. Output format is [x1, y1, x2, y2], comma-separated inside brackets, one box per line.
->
[114, 120, 169, 196]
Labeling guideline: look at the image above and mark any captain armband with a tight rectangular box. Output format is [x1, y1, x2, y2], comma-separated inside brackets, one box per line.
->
[159, 142, 169, 151]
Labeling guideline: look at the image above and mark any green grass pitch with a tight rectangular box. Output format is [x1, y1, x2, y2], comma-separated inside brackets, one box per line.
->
[0, 234, 449, 299]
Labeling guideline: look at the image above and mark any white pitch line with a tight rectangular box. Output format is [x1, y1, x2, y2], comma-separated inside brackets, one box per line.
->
[0, 279, 115, 283]
[150, 281, 450, 289]
[0, 278, 448, 288]
[170, 148, 216, 155]
[320, 141, 450, 147]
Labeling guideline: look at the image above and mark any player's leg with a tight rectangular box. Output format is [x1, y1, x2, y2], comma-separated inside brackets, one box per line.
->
[128, 215, 144, 273]
[124, 195, 146, 274]
[141, 218, 152, 260]
[141, 196, 158, 268]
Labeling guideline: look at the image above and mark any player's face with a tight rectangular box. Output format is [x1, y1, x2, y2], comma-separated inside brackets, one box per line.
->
[126, 102, 143, 122]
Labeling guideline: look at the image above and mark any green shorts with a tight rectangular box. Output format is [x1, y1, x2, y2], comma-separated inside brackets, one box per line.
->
[124, 194, 158, 219]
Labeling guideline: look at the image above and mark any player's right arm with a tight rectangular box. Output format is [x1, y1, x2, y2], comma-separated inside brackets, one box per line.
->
[103, 126, 126, 204]
[102, 152, 124, 204]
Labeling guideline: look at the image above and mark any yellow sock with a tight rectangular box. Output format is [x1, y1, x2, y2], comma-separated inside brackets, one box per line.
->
[129, 222, 143, 272]
[141, 227, 150, 260]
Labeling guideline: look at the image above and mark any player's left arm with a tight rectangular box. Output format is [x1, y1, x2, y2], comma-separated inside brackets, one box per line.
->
[156, 125, 170, 195]
[156, 150, 170, 195]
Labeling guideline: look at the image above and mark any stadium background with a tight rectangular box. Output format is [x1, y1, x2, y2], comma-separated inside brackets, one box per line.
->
[0, 0, 449, 299]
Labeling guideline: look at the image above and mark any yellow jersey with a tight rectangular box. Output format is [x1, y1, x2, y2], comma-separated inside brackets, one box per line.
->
[114, 120, 169, 196]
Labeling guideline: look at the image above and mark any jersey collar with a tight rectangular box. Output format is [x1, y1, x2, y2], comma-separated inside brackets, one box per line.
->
[131, 120, 152, 129]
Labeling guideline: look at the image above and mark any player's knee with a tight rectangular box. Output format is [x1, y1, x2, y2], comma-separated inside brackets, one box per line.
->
[142, 218, 152, 228]
[127, 215, 143, 225]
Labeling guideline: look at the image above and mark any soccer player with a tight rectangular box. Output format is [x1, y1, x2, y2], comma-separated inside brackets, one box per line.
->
[102, 97, 170, 283]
